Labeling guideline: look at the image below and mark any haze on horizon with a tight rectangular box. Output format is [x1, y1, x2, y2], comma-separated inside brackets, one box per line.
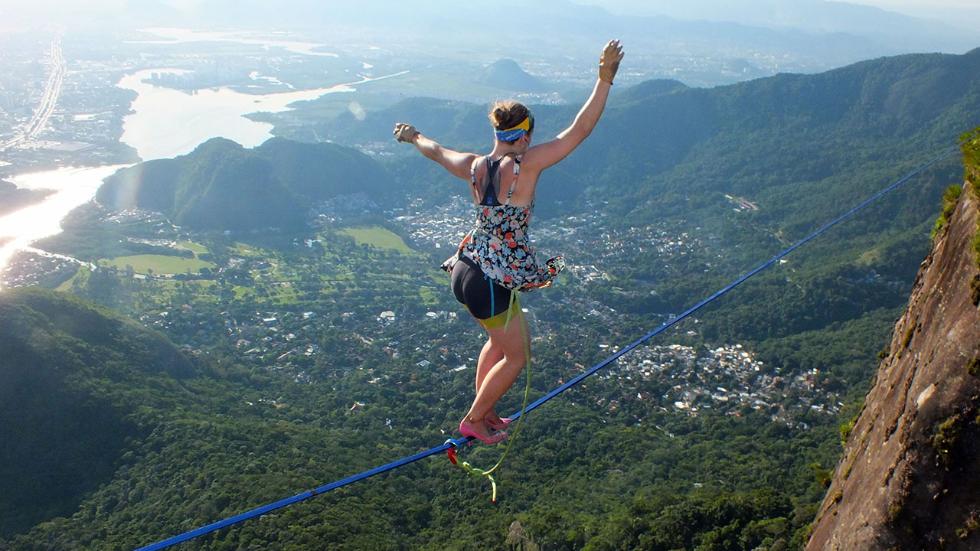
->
[1, 0, 979, 36]
[573, 0, 980, 33]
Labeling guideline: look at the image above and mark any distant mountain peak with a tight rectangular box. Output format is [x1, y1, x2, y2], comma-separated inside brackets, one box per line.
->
[622, 78, 689, 100]
[479, 58, 547, 92]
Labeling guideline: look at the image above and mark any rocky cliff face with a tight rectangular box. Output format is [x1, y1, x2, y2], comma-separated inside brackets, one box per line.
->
[807, 152, 980, 549]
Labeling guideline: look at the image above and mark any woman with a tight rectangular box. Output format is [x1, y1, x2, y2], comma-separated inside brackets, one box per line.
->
[393, 40, 624, 444]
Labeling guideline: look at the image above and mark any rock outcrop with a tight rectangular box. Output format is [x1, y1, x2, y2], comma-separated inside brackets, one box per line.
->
[807, 147, 980, 549]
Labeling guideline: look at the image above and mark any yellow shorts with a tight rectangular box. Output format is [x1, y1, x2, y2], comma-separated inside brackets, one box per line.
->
[475, 294, 521, 330]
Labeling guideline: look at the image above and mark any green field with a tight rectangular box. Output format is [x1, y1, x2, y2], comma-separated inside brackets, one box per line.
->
[229, 242, 265, 258]
[175, 240, 209, 255]
[339, 226, 414, 254]
[100, 255, 216, 275]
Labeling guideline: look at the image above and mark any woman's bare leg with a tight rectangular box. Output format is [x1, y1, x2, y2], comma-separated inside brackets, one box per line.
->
[476, 337, 506, 425]
[476, 338, 503, 394]
[462, 311, 529, 435]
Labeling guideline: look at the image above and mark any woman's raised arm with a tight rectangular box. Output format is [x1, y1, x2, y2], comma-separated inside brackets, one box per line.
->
[524, 40, 624, 171]
[393, 123, 477, 181]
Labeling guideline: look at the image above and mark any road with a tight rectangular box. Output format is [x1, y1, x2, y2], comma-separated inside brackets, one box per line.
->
[0, 39, 66, 151]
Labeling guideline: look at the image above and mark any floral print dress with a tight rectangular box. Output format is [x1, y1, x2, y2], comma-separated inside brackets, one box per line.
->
[441, 156, 564, 291]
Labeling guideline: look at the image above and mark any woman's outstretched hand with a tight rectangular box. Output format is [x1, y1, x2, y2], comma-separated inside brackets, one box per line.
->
[393, 122, 420, 143]
[599, 40, 625, 85]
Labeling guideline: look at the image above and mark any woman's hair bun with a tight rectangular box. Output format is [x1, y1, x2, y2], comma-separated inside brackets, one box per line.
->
[488, 100, 531, 131]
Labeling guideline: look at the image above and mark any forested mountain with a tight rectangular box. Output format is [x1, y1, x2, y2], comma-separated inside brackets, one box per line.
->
[96, 137, 392, 231]
[0, 288, 193, 537]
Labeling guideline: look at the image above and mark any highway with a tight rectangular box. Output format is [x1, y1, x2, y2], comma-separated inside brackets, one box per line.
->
[0, 39, 66, 151]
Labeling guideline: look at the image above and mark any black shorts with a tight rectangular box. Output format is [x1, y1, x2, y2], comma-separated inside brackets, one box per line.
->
[450, 255, 512, 320]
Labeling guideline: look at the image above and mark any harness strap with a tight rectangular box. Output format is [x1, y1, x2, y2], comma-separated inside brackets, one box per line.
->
[487, 272, 495, 322]
[471, 155, 520, 207]
[478, 156, 501, 207]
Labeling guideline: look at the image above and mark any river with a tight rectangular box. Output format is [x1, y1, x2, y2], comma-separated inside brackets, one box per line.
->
[0, 165, 129, 279]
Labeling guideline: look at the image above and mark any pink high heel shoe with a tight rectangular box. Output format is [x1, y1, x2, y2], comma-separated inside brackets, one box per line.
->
[459, 420, 507, 445]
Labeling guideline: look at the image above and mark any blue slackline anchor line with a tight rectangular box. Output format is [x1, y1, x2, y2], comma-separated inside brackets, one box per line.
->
[138, 146, 956, 551]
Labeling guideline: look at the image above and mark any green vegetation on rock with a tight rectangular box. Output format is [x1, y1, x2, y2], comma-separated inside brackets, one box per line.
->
[932, 184, 963, 239]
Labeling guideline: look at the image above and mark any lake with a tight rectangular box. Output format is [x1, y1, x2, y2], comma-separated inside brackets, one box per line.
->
[118, 68, 407, 161]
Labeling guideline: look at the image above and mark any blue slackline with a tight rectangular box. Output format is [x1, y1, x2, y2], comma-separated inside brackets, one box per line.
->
[138, 146, 956, 551]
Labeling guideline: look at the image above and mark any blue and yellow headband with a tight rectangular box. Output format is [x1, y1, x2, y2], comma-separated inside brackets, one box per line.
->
[494, 116, 532, 142]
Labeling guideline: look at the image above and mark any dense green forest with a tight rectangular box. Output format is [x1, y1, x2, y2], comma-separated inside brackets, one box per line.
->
[2, 50, 979, 550]
[0, 288, 838, 550]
